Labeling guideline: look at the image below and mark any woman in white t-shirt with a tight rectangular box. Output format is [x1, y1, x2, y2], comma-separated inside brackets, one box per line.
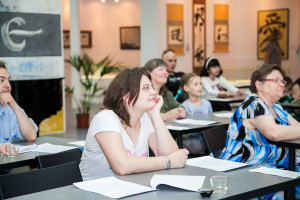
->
[200, 57, 244, 99]
[80, 68, 189, 181]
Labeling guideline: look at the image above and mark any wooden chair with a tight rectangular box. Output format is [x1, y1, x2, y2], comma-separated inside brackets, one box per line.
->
[36, 148, 82, 169]
[201, 125, 228, 158]
[0, 161, 82, 200]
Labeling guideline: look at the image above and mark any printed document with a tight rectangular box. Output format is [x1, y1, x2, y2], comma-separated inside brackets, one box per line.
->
[174, 119, 218, 126]
[150, 175, 205, 192]
[74, 176, 155, 199]
[186, 156, 248, 171]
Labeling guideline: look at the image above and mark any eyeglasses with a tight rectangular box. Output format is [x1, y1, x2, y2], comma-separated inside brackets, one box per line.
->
[140, 84, 156, 91]
[261, 78, 287, 86]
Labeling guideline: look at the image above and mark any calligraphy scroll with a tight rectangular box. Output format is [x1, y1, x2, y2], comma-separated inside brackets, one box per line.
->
[257, 9, 289, 59]
[167, 4, 184, 55]
[214, 4, 229, 52]
[193, 0, 205, 73]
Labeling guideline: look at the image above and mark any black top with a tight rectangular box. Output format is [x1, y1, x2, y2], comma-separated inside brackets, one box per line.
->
[166, 72, 184, 97]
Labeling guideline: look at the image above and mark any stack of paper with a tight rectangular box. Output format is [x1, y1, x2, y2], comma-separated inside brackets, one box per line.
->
[68, 140, 86, 146]
[19, 144, 38, 153]
[19, 143, 78, 154]
[249, 167, 300, 179]
[36, 143, 77, 153]
[213, 112, 234, 118]
[186, 156, 248, 171]
[174, 119, 218, 126]
[74, 176, 155, 199]
[166, 125, 190, 131]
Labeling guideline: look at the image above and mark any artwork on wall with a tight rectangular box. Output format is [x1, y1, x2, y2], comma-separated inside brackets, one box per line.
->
[63, 30, 92, 48]
[214, 4, 229, 52]
[257, 8, 289, 59]
[0, 12, 61, 57]
[120, 26, 140, 50]
[167, 4, 184, 55]
[0, 0, 65, 135]
[193, 0, 205, 73]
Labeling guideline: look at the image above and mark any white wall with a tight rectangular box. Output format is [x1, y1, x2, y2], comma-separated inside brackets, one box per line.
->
[63, 0, 300, 87]
[62, 0, 141, 87]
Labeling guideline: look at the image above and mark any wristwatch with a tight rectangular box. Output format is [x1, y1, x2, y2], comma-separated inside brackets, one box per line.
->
[165, 156, 171, 169]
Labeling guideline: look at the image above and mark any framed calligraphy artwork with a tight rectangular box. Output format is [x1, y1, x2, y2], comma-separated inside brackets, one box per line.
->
[257, 9, 289, 59]
[193, 0, 206, 73]
[167, 4, 184, 55]
[214, 4, 229, 52]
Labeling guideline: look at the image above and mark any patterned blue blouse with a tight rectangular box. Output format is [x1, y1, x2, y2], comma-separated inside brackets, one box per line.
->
[221, 93, 299, 200]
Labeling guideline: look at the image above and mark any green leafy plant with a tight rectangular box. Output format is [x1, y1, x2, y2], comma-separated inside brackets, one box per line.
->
[65, 54, 122, 114]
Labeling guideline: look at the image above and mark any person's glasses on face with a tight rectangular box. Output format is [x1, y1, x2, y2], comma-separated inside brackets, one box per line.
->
[140, 84, 156, 91]
[262, 78, 287, 86]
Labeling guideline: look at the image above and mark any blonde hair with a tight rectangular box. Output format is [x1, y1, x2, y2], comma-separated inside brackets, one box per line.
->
[180, 73, 200, 91]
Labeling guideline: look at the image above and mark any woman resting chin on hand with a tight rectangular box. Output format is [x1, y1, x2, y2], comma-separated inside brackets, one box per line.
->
[79, 68, 189, 181]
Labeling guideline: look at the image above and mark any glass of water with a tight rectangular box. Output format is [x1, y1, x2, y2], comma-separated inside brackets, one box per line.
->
[210, 176, 229, 195]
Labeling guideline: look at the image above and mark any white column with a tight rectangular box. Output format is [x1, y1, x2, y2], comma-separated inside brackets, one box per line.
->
[140, 0, 160, 66]
[69, 0, 81, 108]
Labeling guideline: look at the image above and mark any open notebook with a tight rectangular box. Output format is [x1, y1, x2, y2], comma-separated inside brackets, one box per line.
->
[74, 175, 205, 199]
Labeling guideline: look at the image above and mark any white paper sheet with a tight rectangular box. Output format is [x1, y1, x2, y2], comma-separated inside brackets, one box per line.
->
[19, 144, 38, 153]
[209, 98, 233, 102]
[68, 141, 86, 146]
[166, 125, 190, 131]
[174, 119, 218, 126]
[213, 112, 234, 118]
[186, 156, 248, 171]
[150, 175, 205, 192]
[249, 167, 300, 179]
[36, 143, 77, 153]
[73, 176, 156, 199]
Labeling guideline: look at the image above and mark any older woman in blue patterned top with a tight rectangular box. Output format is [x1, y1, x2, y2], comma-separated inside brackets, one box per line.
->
[221, 64, 300, 200]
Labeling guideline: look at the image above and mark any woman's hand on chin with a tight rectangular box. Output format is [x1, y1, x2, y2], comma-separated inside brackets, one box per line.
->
[147, 95, 163, 117]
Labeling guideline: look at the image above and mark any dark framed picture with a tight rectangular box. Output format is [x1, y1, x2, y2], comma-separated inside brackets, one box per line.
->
[193, 0, 206, 72]
[119, 26, 140, 50]
[257, 8, 289, 59]
[63, 30, 92, 48]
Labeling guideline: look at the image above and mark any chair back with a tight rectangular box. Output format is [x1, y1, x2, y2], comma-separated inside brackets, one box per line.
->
[0, 161, 82, 199]
[36, 148, 82, 169]
[201, 125, 228, 158]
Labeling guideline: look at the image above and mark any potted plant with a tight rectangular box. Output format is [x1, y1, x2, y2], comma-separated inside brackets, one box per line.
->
[65, 54, 121, 128]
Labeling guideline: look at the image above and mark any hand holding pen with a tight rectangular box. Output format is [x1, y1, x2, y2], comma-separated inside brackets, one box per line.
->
[177, 103, 186, 119]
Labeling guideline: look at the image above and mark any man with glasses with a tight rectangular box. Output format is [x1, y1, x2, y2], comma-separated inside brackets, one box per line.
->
[162, 49, 184, 98]
[0, 61, 37, 154]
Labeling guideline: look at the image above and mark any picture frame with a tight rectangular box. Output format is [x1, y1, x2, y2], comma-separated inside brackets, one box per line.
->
[167, 4, 184, 55]
[63, 30, 92, 48]
[119, 26, 140, 50]
[193, 0, 206, 73]
[257, 8, 289, 59]
[213, 4, 229, 53]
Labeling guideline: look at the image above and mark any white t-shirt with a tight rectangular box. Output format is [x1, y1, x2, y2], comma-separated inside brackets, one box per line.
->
[201, 76, 239, 99]
[79, 110, 155, 181]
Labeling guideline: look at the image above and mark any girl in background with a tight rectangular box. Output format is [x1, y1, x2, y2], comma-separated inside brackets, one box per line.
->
[180, 73, 213, 154]
[200, 57, 244, 99]
[181, 73, 213, 117]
